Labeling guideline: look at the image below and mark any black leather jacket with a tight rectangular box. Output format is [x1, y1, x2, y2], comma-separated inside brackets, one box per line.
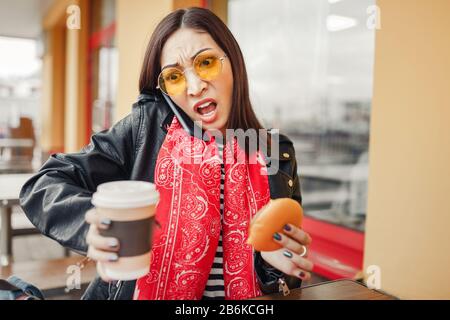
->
[19, 92, 303, 300]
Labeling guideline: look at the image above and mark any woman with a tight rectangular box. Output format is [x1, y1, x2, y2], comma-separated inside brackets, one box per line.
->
[20, 7, 313, 300]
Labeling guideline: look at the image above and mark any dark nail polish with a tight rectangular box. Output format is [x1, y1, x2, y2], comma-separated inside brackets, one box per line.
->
[283, 224, 291, 231]
[273, 232, 282, 241]
[283, 250, 293, 258]
[101, 218, 111, 227]
[109, 255, 119, 262]
[108, 238, 119, 248]
[299, 272, 305, 278]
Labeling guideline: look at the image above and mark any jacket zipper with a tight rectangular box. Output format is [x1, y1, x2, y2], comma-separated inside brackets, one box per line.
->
[278, 278, 291, 296]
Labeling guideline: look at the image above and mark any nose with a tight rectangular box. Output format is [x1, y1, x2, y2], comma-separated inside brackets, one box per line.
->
[185, 68, 207, 97]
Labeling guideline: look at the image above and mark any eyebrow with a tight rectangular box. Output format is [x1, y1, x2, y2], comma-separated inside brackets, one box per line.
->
[161, 47, 212, 71]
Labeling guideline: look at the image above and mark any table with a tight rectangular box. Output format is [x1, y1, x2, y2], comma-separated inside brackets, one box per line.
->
[252, 279, 396, 300]
[0, 173, 34, 266]
[0, 256, 96, 297]
[0, 139, 34, 148]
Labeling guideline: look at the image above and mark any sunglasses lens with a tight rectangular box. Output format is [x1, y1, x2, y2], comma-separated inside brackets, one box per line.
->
[194, 52, 223, 81]
[159, 68, 186, 96]
[158, 52, 225, 96]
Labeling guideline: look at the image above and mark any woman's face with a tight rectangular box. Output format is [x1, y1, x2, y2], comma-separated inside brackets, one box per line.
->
[160, 28, 233, 134]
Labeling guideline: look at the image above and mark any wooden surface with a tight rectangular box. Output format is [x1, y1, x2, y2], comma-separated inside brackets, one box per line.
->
[252, 279, 396, 300]
[0, 262, 396, 300]
[0, 256, 96, 292]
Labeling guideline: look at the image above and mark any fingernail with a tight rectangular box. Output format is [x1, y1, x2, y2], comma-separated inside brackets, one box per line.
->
[299, 272, 306, 278]
[273, 232, 281, 241]
[101, 218, 111, 227]
[283, 224, 291, 232]
[108, 254, 119, 262]
[283, 250, 293, 258]
[108, 238, 119, 248]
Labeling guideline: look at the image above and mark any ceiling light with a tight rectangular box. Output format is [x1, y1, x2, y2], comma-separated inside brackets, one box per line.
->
[326, 15, 358, 32]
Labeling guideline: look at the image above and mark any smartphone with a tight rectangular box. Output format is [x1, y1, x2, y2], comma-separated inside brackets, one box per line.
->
[161, 94, 209, 141]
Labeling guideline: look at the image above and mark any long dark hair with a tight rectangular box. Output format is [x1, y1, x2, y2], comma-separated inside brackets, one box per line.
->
[139, 7, 270, 155]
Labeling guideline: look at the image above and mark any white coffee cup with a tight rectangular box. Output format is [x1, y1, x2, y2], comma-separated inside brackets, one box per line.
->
[91, 181, 159, 281]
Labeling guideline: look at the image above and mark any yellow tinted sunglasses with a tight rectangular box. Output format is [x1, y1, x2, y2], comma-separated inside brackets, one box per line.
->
[157, 51, 227, 96]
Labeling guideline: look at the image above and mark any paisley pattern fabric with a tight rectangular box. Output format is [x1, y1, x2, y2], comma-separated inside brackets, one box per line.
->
[133, 117, 271, 300]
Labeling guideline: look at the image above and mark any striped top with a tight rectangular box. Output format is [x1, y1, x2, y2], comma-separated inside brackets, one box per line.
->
[202, 142, 226, 299]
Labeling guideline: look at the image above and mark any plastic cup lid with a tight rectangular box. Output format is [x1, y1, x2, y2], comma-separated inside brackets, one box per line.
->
[92, 181, 159, 209]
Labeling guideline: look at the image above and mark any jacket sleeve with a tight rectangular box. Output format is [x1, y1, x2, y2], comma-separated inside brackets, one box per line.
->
[19, 107, 141, 254]
[254, 145, 303, 295]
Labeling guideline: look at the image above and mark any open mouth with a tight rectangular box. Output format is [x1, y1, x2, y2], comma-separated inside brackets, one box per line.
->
[193, 99, 219, 124]
[196, 102, 217, 116]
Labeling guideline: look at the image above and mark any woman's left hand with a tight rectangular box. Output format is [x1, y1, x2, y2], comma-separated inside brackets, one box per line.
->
[260, 224, 314, 281]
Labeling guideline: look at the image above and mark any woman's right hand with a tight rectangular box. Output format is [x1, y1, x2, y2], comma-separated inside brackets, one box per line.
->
[85, 208, 120, 282]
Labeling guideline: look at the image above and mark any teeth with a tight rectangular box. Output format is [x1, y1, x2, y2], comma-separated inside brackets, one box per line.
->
[197, 101, 214, 110]
[196, 101, 217, 117]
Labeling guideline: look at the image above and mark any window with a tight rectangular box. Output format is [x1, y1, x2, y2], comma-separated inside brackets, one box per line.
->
[0, 36, 41, 172]
[89, 0, 117, 133]
[229, 0, 375, 232]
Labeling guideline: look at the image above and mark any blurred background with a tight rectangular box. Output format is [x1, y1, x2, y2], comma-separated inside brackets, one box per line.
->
[0, 0, 449, 299]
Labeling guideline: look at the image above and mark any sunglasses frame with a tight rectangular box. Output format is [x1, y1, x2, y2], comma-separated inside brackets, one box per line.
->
[157, 51, 228, 96]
